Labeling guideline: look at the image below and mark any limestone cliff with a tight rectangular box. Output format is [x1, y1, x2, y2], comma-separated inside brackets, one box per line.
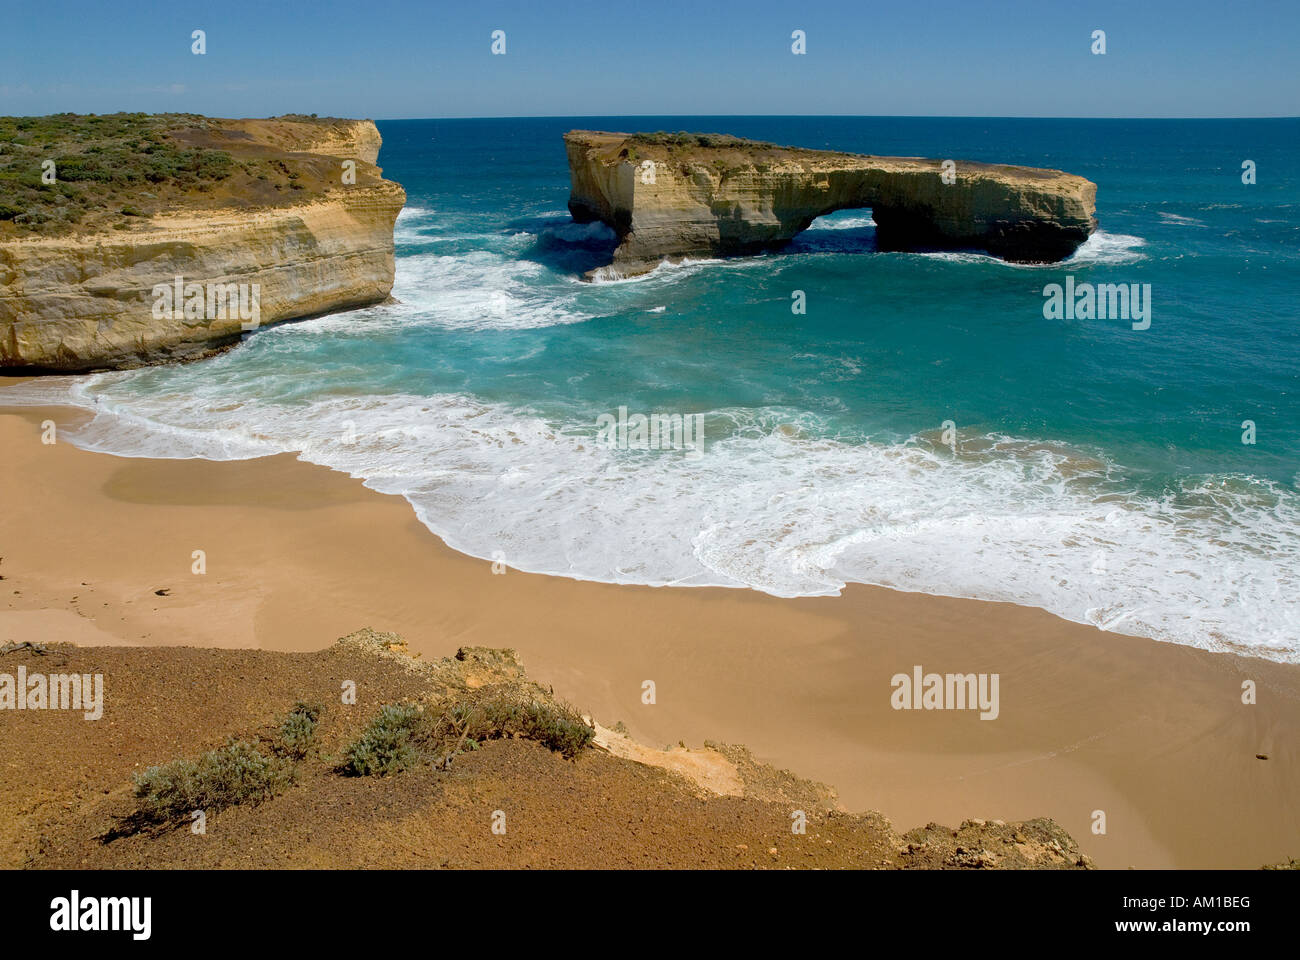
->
[0, 115, 404, 371]
[565, 131, 1097, 278]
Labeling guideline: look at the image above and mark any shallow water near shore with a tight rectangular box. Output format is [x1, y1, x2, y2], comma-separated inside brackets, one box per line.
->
[4, 116, 1299, 660]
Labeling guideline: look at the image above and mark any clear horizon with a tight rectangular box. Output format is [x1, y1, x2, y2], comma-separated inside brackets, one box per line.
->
[370, 114, 1300, 121]
[2, 0, 1296, 119]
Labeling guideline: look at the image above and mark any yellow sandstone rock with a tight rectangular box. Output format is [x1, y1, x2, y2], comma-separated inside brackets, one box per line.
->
[565, 130, 1097, 279]
[0, 118, 404, 371]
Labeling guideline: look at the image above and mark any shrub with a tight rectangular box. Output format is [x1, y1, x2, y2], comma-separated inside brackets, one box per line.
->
[342, 695, 595, 777]
[275, 701, 323, 759]
[0, 113, 242, 235]
[342, 703, 427, 776]
[628, 131, 775, 151]
[132, 739, 294, 824]
[468, 695, 595, 759]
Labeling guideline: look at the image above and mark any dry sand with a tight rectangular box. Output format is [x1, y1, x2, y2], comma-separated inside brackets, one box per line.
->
[2, 404, 1297, 868]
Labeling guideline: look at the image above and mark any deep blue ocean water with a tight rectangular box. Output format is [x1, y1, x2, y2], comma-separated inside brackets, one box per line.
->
[7, 117, 1299, 659]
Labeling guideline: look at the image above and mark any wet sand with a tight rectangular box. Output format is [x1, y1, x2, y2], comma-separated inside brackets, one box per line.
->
[2, 404, 1297, 868]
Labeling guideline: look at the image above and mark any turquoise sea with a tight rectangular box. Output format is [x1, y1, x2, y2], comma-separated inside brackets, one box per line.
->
[7, 117, 1299, 660]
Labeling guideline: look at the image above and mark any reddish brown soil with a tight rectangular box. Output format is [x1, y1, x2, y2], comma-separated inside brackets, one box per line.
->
[1, 635, 1090, 870]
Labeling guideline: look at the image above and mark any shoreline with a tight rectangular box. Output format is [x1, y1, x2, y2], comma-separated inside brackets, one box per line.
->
[3, 403, 1298, 868]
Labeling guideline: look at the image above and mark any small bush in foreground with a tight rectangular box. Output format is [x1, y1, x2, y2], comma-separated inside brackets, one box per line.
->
[343, 694, 595, 777]
[342, 703, 427, 777]
[132, 739, 294, 824]
[465, 695, 595, 759]
[275, 701, 323, 760]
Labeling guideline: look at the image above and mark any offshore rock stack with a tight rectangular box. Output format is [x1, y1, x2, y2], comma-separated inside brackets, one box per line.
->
[565, 130, 1097, 279]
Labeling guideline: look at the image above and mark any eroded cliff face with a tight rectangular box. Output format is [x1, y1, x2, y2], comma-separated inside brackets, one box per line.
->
[565, 131, 1097, 278]
[0, 117, 404, 371]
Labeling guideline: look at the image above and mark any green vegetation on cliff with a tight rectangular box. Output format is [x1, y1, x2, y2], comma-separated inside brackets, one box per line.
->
[629, 131, 778, 150]
[0, 114, 231, 231]
[0, 112, 377, 237]
[131, 738, 296, 826]
[342, 693, 595, 777]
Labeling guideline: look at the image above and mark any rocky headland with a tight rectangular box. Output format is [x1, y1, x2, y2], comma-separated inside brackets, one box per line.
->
[565, 130, 1098, 279]
[0, 114, 405, 371]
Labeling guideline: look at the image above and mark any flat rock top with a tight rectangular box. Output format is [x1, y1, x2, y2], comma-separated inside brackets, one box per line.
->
[565, 129, 1085, 186]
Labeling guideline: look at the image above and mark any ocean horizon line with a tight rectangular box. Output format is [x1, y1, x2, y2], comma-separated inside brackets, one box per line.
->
[371, 113, 1300, 123]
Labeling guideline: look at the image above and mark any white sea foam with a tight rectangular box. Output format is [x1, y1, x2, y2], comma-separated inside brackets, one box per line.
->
[902, 231, 1147, 268]
[392, 252, 594, 330]
[396, 205, 437, 222]
[1157, 212, 1207, 227]
[808, 214, 877, 230]
[3, 377, 1297, 663]
[1064, 231, 1147, 265]
[393, 206, 440, 241]
[586, 257, 721, 284]
[586, 255, 777, 285]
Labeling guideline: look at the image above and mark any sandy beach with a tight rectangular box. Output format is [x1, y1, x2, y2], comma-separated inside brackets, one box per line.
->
[2, 402, 1297, 869]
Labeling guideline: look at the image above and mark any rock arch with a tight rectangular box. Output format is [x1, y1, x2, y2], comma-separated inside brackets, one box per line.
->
[565, 131, 1097, 279]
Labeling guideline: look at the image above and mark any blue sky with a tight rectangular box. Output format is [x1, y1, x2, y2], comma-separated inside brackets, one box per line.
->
[1, 0, 1296, 118]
